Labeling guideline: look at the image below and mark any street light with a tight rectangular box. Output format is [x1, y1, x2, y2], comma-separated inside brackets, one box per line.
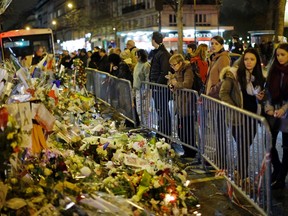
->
[67, 3, 73, 9]
[52, 20, 57, 26]
[113, 27, 117, 46]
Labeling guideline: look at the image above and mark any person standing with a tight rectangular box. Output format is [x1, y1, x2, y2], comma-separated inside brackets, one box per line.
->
[205, 35, 231, 169]
[90, 46, 101, 69]
[97, 48, 110, 73]
[79, 48, 88, 67]
[126, 40, 138, 70]
[59, 50, 71, 69]
[190, 43, 209, 84]
[149, 31, 172, 136]
[264, 43, 288, 189]
[133, 49, 150, 124]
[185, 43, 197, 61]
[219, 48, 265, 181]
[206, 35, 230, 98]
[166, 54, 198, 158]
[32, 45, 45, 65]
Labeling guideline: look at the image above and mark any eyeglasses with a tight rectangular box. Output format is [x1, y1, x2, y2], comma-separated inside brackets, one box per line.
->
[170, 62, 179, 67]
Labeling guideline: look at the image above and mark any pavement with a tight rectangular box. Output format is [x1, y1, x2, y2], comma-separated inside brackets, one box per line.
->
[179, 159, 261, 216]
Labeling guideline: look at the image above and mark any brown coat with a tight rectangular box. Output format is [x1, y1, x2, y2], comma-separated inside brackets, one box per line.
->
[219, 66, 242, 108]
[205, 51, 230, 97]
[173, 63, 194, 117]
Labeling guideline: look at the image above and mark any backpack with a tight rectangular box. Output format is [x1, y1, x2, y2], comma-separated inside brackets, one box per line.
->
[191, 61, 205, 94]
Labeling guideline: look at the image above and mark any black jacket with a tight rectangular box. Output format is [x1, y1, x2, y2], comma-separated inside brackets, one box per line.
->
[149, 44, 171, 84]
[97, 55, 110, 73]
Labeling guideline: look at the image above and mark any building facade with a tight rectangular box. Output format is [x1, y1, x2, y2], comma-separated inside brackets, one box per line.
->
[25, 0, 233, 52]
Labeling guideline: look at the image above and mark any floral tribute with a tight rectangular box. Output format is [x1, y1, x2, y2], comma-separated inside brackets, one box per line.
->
[0, 57, 200, 215]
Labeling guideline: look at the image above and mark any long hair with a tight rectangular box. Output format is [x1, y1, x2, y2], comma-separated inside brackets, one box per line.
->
[237, 48, 265, 90]
[267, 43, 288, 83]
[267, 43, 288, 102]
[193, 44, 208, 61]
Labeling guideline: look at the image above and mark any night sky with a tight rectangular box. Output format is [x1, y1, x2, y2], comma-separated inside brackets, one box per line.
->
[1, 0, 37, 30]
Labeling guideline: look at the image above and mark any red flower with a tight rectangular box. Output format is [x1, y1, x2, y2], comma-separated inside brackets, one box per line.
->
[13, 146, 20, 153]
[0, 107, 9, 129]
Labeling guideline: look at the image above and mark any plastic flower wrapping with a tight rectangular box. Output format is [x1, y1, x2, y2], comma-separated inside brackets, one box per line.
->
[0, 57, 199, 215]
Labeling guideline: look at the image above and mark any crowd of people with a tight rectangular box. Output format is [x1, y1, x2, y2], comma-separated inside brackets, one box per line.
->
[56, 32, 288, 190]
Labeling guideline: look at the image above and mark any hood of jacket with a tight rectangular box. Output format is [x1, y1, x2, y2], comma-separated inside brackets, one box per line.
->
[220, 66, 238, 81]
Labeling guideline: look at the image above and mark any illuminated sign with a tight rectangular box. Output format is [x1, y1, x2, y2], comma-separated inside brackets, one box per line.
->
[167, 32, 213, 38]
[4, 41, 30, 48]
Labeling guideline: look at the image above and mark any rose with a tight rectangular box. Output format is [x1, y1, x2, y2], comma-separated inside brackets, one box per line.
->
[0, 107, 9, 129]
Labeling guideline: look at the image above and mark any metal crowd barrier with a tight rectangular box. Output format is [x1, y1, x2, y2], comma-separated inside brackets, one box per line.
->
[85, 71, 272, 215]
[85, 68, 136, 124]
[139, 81, 200, 156]
[139, 81, 272, 215]
[199, 94, 272, 215]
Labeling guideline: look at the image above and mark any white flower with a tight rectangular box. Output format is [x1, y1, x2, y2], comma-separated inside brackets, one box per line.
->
[91, 124, 104, 132]
[105, 161, 114, 169]
[79, 143, 89, 151]
[153, 178, 161, 188]
[82, 136, 99, 145]
[155, 160, 172, 171]
[109, 121, 116, 129]
[161, 143, 171, 150]
[176, 173, 186, 184]
[80, 166, 91, 177]
[172, 207, 180, 215]
[155, 141, 162, 149]
[112, 150, 124, 162]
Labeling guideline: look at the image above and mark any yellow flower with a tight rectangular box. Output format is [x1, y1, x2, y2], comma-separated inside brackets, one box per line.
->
[27, 164, 34, 170]
[26, 187, 33, 195]
[7, 132, 15, 140]
[10, 142, 17, 149]
[44, 168, 53, 176]
[10, 178, 18, 185]
[37, 187, 44, 193]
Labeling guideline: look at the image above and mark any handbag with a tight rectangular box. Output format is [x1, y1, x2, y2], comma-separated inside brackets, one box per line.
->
[207, 81, 222, 100]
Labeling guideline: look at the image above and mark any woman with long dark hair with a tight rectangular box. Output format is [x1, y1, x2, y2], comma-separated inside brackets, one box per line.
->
[219, 48, 265, 182]
[264, 43, 288, 189]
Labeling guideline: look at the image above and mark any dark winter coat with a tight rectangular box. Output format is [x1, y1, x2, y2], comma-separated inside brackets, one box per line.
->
[149, 44, 171, 84]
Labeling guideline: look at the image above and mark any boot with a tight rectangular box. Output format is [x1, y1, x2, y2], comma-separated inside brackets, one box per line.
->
[270, 147, 282, 183]
[271, 148, 288, 190]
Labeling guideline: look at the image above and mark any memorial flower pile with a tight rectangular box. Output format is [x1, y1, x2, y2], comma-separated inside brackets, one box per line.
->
[0, 58, 199, 215]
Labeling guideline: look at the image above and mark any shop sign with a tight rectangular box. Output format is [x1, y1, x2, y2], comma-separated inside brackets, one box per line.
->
[167, 32, 213, 38]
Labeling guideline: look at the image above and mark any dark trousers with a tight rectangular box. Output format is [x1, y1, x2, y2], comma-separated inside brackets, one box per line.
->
[178, 115, 197, 157]
[152, 88, 171, 136]
[232, 119, 257, 179]
[270, 130, 288, 182]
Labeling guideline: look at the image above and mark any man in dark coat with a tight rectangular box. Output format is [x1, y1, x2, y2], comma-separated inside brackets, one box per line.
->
[97, 48, 110, 73]
[149, 31, 172, 136]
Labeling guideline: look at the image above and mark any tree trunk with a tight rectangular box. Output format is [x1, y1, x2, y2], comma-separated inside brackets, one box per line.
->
[177, 0, 184, 55]
[274, 0, 286, 43]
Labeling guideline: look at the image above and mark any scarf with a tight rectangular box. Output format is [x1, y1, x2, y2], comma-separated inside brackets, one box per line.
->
[268, 63, 288, 103]
[209, 48, 225, 62]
